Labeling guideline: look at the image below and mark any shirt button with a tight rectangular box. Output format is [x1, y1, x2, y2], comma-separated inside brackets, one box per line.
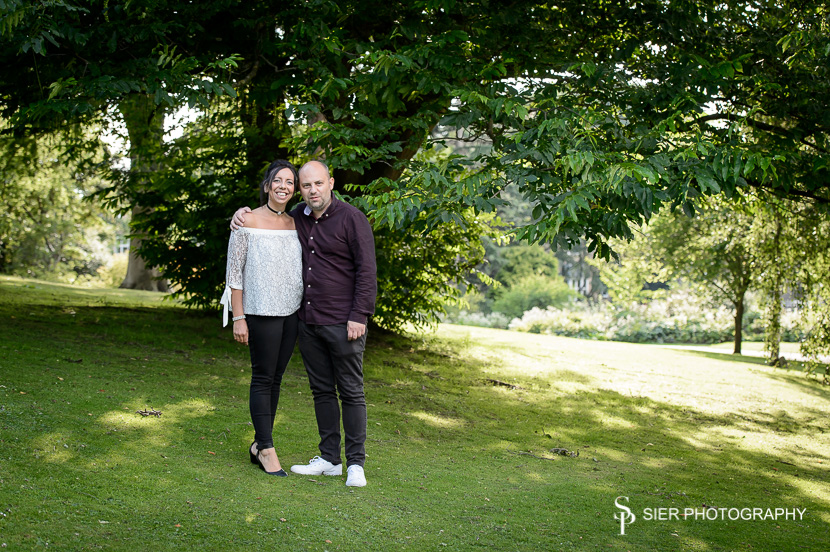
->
[310, 236, 313, 240]
[307, 301, 310, 305]
[311, 250, 315, 254]
[307, 284, 311, 288]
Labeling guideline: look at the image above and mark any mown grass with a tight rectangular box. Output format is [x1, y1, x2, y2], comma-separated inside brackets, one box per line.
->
[1, 275, 828, 551]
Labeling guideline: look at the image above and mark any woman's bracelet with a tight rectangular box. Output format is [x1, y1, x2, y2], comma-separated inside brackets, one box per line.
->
[232, 315, 246, 322]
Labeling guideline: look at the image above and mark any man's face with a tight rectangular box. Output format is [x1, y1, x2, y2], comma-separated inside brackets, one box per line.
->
[299, 163, 334, 215]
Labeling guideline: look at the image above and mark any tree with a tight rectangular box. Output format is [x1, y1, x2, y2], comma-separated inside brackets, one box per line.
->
[796, 214, 830, 381]
[117, 94, 168, 291]
[598, 198, 761, 354]
[485, 244, 561, 286]
[87, 0, 651, 320]
[751, 201, 790, 366]
[363, 1, 829, 254]
[604, 193, 830, 366]
[650, 200, 759, 354]
[0, 0, 242, 289]
[3, 1, 829, 334]
[0, 130, 116, 281]
[485, 183, 606, 301]
[751, 199, 830, 378]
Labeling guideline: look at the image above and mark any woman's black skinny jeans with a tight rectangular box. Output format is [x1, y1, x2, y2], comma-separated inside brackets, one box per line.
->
[246, 313, 298, 450]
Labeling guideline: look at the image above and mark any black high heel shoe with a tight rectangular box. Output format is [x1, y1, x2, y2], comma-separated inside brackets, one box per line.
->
[249, 441, 258, 465]
[256, 449, 288, 477]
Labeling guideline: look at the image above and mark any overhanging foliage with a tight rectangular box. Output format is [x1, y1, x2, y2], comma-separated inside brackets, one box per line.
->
[1, 1, 828, 332]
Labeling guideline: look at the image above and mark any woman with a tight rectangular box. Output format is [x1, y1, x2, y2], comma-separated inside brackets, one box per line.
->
[221, 160, 304, 476]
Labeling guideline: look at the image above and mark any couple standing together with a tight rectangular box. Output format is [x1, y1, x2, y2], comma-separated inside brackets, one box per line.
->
[221, 159, 376, 487]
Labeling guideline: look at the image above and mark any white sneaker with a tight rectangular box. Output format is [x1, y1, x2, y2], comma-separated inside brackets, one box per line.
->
[345, 465, 367, 487]
[290, 456, 342, 476]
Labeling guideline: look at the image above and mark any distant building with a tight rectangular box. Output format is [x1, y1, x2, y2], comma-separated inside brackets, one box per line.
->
[113, 240, 130, 255]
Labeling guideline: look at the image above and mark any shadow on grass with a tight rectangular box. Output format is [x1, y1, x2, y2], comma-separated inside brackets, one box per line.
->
[670, 349, 770, 366]
[759, 370, 830, 401]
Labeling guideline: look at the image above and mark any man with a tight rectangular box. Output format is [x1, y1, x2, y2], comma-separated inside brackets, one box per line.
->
[232, 160, 377, 487]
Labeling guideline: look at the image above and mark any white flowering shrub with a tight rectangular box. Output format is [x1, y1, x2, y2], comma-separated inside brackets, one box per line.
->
[508, 290, 801, 344]
[445, 310, 512, 329]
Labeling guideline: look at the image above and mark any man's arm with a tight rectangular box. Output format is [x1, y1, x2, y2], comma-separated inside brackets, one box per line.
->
[347, 211, 377, 340]
[230, 207, 253, 230]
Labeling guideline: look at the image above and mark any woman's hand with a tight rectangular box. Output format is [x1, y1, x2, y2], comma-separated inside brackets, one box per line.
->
[233, 319, 249, 345]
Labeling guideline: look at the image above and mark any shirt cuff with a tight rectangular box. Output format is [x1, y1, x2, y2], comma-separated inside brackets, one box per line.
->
[348, 311, 369, 326]
[348, 312, 368, 325]
[220, 286, 232, 327]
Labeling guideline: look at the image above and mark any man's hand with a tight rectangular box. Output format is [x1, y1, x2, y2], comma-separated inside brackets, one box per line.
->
[347, 321, 366, 341]
[230, 207, 252, 230]
[233, 319, 249, 345]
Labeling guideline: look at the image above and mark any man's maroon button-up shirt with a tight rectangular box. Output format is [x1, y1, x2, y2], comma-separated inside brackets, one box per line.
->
[291, 197, 377, 325]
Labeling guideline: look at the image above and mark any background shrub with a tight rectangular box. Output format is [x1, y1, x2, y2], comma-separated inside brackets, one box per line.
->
[507, 289, 802, 344]
[446, 310, 512, 329]
[492, 274, 579, 319]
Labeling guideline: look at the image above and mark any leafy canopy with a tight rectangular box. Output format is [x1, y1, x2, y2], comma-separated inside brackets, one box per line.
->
[2, 0, 829, 331]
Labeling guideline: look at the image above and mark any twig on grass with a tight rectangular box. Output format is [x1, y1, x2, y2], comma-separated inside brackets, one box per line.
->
[550, 447, 579, 457]
[485, 378, 524, 390]
[75, 490, 100, 501]
[511, 451, 555, 461]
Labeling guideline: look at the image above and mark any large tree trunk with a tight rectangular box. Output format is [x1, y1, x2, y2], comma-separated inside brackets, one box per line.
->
[764, 216, 783, 365]
[733, 294, 744, 355]
[118, 94, 169, 291]
[765, 284, 782, 364]
[121, 206, 169, 292]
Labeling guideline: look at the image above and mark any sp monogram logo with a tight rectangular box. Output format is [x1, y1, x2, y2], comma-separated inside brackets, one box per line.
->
[614, 496, 636, 535]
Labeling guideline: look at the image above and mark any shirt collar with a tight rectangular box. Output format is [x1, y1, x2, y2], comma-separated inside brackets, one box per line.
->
[303, 196, 340, 218]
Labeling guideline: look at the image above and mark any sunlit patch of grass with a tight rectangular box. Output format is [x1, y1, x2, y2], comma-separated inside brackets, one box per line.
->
[592, 447, 635, 463]
[409, 411, 465, 429]
[30, 432, 76, 464]
[544, 380, 592, 397]
[814, 509, 830, 525]
[640, 457, 686, 470]
[788, 476, 830, 504]
[0, 274, 179, 308]
[597, 414, 638, 430]
[98, 398, 217, 428]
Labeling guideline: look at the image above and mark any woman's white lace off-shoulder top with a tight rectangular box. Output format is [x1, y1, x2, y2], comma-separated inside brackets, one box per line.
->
[220, 228, 303, 326]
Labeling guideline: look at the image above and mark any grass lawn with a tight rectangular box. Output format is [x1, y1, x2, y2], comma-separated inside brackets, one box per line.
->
[1, 275, 828, 551]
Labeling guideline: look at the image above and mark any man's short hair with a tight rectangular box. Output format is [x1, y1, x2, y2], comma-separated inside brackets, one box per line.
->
[300, 159, 331, 180]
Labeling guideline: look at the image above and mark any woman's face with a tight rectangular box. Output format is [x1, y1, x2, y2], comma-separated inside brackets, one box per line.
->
[268, 167, 296, 206]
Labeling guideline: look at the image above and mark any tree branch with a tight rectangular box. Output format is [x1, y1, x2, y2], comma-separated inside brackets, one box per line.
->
[746, 179, 830, 205]
[692, 113, 829, 154]
[236, 60, 260, 87]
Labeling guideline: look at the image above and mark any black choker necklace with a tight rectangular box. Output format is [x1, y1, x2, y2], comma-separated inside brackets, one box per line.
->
[266, 203, 285, 216]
